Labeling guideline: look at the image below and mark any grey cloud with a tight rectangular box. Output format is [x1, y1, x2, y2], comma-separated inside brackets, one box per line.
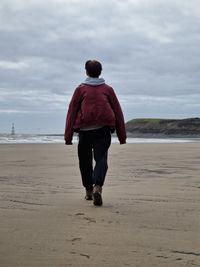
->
[121, 93, 200, 121]
[0, 0, 200, 132]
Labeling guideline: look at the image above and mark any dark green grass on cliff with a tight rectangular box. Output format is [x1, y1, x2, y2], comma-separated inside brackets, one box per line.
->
[126, 118, 164, 125]
[126, 118, 200, 136]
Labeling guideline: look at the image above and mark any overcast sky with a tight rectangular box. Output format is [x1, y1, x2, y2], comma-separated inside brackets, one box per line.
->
[0, 0, 200, 133]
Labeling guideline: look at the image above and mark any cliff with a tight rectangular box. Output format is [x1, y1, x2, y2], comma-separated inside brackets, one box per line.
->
[126, 118, 200, 137]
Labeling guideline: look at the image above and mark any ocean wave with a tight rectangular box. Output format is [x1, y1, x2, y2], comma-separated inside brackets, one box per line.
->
[0, 134, 199, 144]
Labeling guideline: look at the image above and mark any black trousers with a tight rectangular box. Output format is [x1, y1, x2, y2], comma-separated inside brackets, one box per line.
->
[78, 127, 111, 191]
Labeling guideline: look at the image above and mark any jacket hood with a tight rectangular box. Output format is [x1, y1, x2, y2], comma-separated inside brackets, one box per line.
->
[82, 77, 105, 86]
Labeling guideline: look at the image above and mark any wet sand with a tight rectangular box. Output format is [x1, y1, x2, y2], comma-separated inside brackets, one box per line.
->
[0, 143, 200, 267]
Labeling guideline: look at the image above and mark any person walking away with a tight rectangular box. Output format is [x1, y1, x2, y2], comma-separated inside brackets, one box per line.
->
[64, 60, 126, 206]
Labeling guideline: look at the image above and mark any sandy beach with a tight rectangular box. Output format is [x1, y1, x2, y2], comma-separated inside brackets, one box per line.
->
[0, 143, 199, 267]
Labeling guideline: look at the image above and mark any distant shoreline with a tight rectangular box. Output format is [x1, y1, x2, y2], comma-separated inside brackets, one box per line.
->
[126, 132, 200, 139]
[1, 132, 200, 139]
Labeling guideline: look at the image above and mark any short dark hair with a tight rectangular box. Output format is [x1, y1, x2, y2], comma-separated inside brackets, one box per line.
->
[85, 60, 102, 78]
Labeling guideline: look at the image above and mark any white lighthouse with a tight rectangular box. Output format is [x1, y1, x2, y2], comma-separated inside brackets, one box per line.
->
[11, 123, 15, 135]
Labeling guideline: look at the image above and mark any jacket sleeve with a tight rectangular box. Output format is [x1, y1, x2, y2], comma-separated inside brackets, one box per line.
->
[64, 87, 81, 144]
[109, 88, 127, 144]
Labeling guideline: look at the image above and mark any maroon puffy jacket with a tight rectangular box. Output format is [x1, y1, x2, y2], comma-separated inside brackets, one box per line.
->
[64, 83, 126, 144]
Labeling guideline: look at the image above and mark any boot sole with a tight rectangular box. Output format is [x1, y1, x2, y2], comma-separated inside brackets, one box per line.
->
[85, 196, 93, 200]
[93, 192, 103, 206]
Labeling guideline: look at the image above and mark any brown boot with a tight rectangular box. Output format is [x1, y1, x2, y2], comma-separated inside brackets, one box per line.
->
[93, 185, 103, 206]
[85, 190, 93, 200]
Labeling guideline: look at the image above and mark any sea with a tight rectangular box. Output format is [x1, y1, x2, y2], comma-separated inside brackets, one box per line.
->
[0, 134, 200, 144]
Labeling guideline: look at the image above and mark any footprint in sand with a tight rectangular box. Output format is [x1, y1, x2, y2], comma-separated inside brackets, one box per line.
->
[83, 216, 96, 223]
[74, 212, 96, 223]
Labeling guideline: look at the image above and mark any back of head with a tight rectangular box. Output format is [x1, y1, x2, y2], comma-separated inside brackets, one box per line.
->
[85, 60, 102, 78]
